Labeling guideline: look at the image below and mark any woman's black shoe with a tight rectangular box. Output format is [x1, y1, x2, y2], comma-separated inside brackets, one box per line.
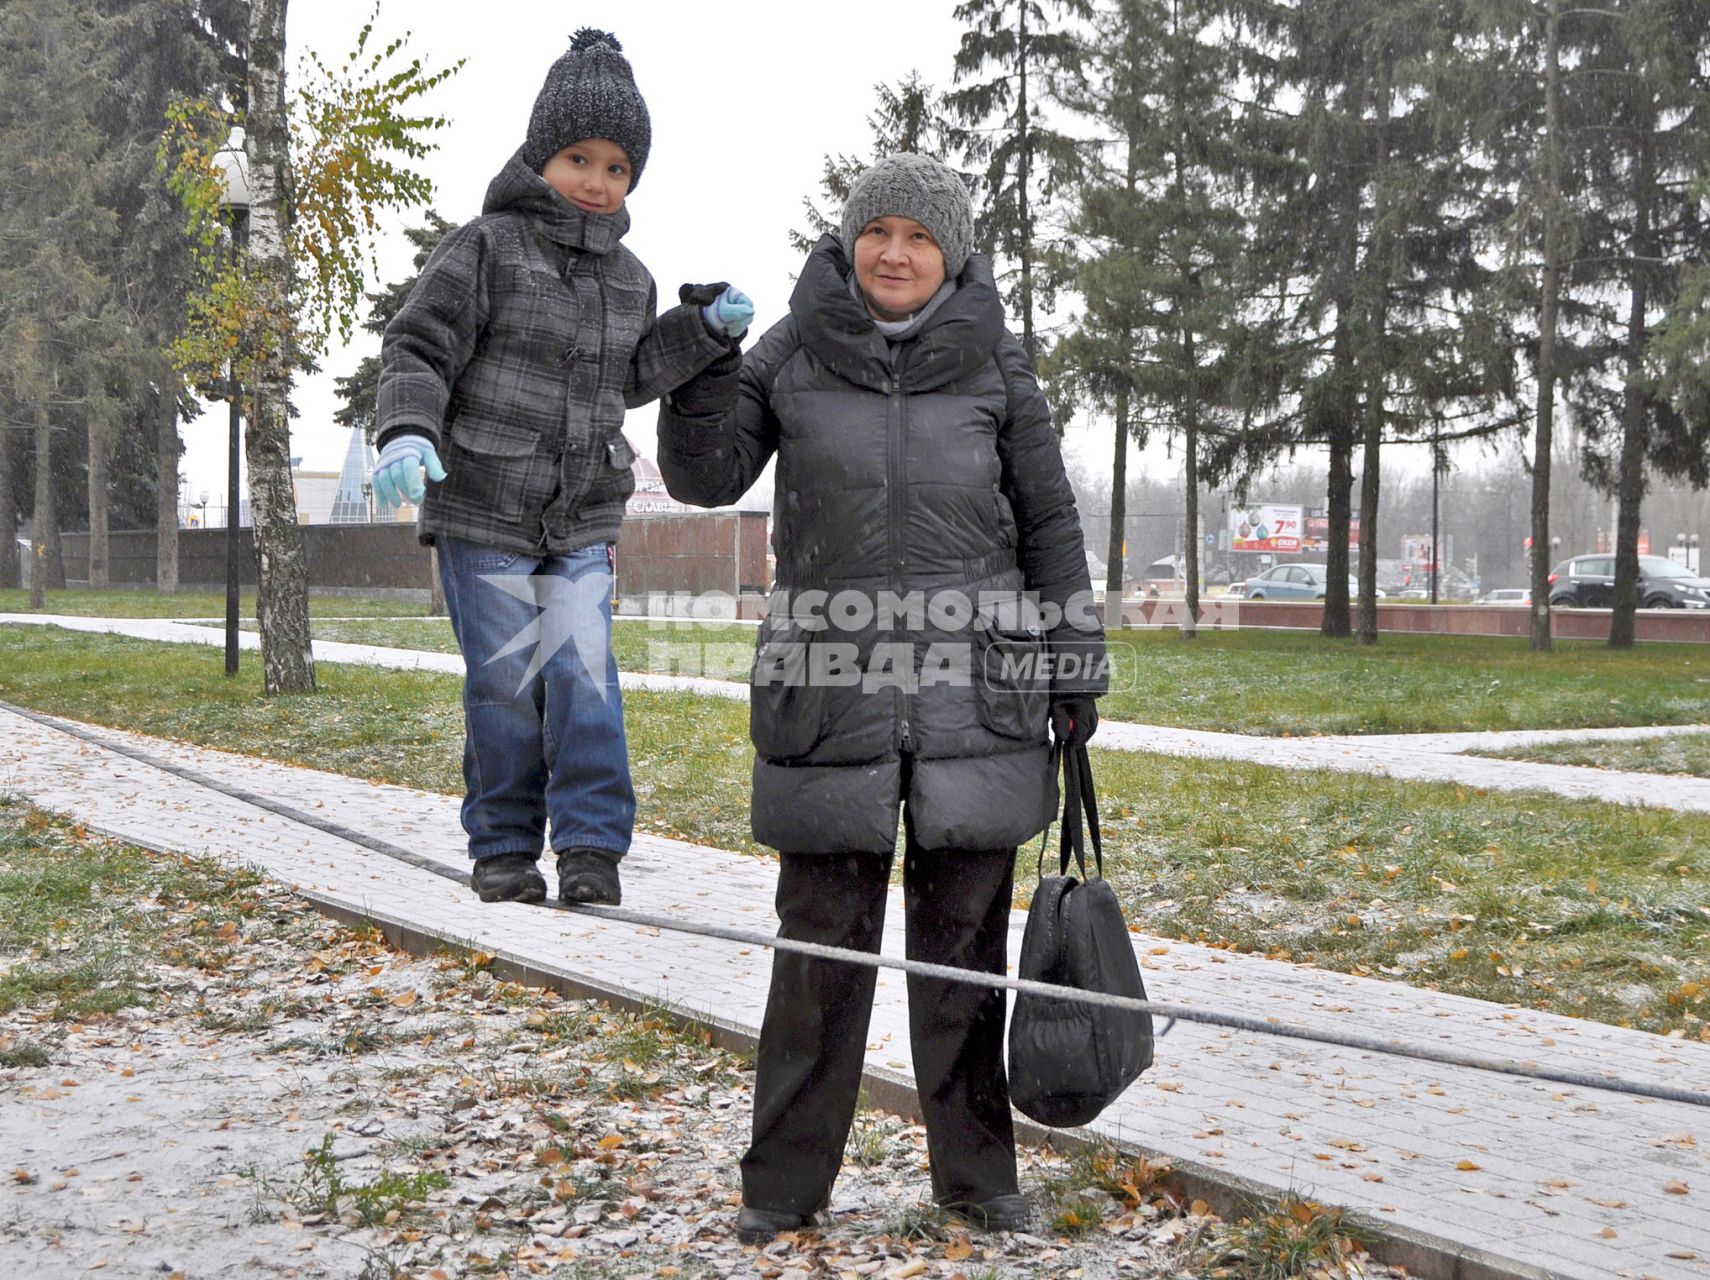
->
[470, 853, 546, 904]
[736, 1205, 814, 1243]
[941, 1193, 1034, 1232]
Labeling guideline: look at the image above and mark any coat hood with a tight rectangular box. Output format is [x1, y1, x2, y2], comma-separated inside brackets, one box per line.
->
[482, 148, 630, 254]
[791, 234, 1006, 394]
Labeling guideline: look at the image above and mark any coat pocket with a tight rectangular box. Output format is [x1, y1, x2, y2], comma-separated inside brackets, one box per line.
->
[584, 432, 639, 507]
[974, 619, 1050, 743]
[440, 415, 540, 519]
[749, 622, 827, 762]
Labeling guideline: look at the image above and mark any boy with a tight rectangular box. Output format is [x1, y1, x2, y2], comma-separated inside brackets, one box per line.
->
[374, 29, 752, 909]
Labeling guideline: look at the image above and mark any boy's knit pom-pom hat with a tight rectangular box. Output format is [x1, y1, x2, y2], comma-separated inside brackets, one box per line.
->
[523, 28, 652, 189]
[839, 153, 975, 280]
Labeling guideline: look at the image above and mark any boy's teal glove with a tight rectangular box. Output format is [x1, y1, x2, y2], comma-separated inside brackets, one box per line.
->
[701, 287, 754, 338]
[372, 434, 446, 507]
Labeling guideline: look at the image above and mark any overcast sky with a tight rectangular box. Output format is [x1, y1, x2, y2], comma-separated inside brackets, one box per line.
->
[181, 0, 1150, 510]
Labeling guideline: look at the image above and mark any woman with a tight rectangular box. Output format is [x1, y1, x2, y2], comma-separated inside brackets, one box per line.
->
[657, 153, 1104, 1242]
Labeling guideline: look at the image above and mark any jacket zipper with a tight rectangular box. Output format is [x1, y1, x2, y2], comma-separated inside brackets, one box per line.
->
[886, 374, 912, 755]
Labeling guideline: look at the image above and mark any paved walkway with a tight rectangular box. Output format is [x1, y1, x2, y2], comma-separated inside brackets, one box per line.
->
[6, 614, 1710, 1276]
[3, 695, 1709, 1280]
[7, 612, 1710, 814]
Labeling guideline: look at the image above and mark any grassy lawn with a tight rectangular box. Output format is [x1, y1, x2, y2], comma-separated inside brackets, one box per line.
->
[0, 586, 430, 619]
[4, 622, 1706, 1039]
[1100, 627, 1710, 734]
[188, 616, 1710, 736]
[1473, 732, 1710, 779]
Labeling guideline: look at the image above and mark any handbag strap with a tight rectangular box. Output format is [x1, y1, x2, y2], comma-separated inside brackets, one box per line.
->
[1056, 742, 1104, 881]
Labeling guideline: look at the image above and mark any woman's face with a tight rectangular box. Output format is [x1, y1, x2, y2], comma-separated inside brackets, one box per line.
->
[853, 216, 947, 320]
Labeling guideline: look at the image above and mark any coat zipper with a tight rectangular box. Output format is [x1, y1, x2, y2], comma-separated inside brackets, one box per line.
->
[886, 374, 913, 755]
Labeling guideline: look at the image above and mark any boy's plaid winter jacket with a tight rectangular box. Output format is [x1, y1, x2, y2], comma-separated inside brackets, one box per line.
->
[376, 150, 732, 554]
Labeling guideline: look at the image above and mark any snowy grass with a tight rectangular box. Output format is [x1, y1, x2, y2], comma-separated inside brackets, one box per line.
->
[1099, 625, 1710, 734]
[1470, 731, 1710, 779]
[0, 796, 271, 1023]
[3, 625, 1706, 1035]
[0, 585, 430, 620]
[181, 612, 1710, 736]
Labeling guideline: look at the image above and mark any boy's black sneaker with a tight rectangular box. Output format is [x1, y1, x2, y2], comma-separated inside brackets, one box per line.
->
[470, 853, 546, 904]
[941, 1193, 1034, 1233]
[556, 847, 622, 906]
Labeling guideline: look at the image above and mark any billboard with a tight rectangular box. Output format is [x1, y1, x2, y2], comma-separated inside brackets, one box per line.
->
[1303, 513, 1360, 551]
[1230, 503, 1303, 553]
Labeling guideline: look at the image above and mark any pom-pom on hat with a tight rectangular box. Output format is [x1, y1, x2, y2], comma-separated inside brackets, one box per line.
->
[523, 28, 652, 189]
[839, 153, 975, 280]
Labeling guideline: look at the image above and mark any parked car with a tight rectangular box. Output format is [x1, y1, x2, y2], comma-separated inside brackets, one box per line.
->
[1548, 554, 1710, 609]
[1476, 588, 1532, 606]
[1241, 564, 1383, 601]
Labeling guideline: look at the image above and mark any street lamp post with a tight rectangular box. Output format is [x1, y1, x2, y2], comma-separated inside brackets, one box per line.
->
[213, 128, 251, 678]
[197, 490, 209, 529]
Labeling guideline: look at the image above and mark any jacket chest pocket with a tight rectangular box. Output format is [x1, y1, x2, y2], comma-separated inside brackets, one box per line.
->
[601, 281, 650, 374]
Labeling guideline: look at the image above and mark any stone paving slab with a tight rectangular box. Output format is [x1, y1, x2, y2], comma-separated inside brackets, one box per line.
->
[2, 704, 1708, 1280]
[8, 614, 1710, 814]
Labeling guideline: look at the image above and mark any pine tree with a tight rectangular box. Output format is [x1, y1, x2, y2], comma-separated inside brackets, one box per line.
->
[945, 0, 1092, 362]
[95, 0, 247, 594]
[0, 0, 121, 608]
[1045, 0, 1248, 634]
[1233, 0, 1522, 642]
[1561, 0, 1710, 648]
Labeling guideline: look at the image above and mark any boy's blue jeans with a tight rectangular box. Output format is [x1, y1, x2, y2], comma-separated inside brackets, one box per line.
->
[437, 536, 634, 864]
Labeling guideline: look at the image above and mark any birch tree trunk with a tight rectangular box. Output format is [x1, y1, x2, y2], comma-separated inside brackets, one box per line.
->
[245, 0, 316, 693]
[155, 385, 180, 595]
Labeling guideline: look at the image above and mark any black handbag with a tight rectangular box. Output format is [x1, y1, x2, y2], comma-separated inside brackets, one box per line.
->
[1007, 743, 1155, 1128]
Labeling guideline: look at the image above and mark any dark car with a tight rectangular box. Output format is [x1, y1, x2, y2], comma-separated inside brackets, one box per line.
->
[1547, 554, 1710, 609]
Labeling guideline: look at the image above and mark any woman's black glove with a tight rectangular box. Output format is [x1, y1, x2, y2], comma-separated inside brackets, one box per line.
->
[1049, 695, 1099, 748]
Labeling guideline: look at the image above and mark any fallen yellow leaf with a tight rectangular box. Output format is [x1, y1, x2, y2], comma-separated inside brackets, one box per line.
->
[1663, 1180, 1689, 1195]
[1455, 1160, 1481, 1172]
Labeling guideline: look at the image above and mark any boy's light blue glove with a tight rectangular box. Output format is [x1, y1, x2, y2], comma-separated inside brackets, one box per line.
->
[372, 434, 446, 507]
[701, 287, 754, 338]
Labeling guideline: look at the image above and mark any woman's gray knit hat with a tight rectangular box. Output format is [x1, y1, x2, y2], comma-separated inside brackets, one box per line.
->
[840, 153, 975, 279]
[523, 29, 651, 189]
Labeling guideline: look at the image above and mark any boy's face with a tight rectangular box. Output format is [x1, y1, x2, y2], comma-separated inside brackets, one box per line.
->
[853, 216, 947, 321]
[541, 138, 633, 215]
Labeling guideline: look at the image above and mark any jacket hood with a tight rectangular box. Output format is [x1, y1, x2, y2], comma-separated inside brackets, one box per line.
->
[791, 234, 1005, 394]
[482, 148, 630, 254]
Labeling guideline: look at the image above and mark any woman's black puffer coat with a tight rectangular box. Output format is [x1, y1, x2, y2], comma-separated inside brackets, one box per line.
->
[658, 235, 1104, 855]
